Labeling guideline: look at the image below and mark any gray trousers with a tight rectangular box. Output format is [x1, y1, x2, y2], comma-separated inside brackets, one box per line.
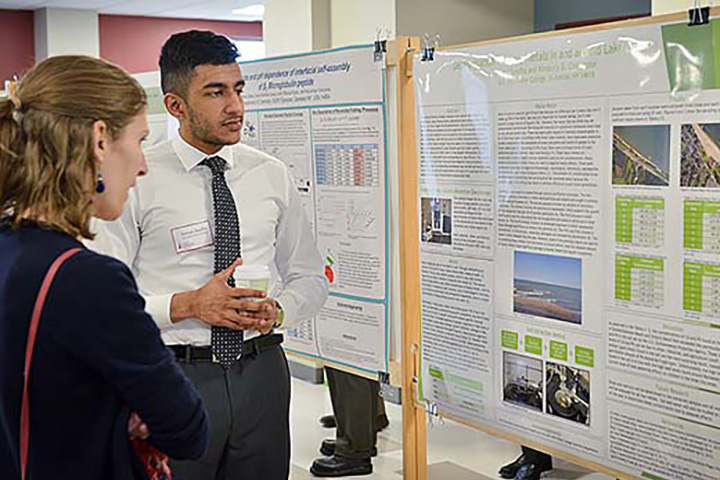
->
[521, 446, 551, 464]
[170, 345, 290, 480]
[326, 367, 380, 460]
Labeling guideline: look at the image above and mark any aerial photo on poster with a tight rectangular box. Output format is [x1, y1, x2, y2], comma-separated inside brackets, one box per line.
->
[681, 123, 720, 187]
[612, 125, 670, 186]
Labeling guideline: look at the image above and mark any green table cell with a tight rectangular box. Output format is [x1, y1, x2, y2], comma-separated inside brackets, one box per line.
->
[684, 262, 705, 311]
[703, 202, 720, 214]
[633, 198, 665, 209]
[684, 200, 706, 249]
[684, 234, 704, 250]
[632, 257, 664, 271]
[704, 264, 720, 277]
[428, 367, 445, 380]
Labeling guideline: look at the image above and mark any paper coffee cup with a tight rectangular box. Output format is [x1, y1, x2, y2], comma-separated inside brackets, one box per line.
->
[233, 265, 270, 301]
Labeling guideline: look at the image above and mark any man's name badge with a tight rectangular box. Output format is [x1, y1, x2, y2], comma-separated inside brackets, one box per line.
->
[171, 220, 214, 254]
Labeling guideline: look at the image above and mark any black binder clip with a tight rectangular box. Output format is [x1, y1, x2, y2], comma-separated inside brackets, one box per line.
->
[373, 28, 389, 62]
[689, 2, 710, 26]
[377, 371, 391, 385]
[421, 45, 434, 62]
[421, 33, 439, 62]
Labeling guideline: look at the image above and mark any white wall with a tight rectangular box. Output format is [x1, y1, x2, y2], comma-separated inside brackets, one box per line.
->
[396, 0, 534, 48]
[34, 8, 99, 60]
[652, 0, 716, 17]
[653, 0, 696, 15]
[264, 0, 314, 56]
[330, 0, 396, 48]
[264, 0, 332, 56]
[265, 0, 533, 56]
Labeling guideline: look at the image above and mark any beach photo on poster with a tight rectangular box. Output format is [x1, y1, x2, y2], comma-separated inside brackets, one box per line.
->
[513, 251, 582, 324]
[612, 125, 670, 186]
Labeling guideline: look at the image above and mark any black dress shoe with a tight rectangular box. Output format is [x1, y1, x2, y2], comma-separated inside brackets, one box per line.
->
[319, 414, 337, 428]
[498, 454, 528, 479]
[320, 439, 377, 457]
[310, 456, 372, 477]
[514, 462, 552, 480]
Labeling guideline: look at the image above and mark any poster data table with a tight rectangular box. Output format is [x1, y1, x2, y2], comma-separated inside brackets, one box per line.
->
[315, 144, 380, 187]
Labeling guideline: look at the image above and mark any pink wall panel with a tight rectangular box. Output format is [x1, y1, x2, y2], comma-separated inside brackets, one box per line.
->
[0, 9, 35, 82]
[99, 15, 262, 74]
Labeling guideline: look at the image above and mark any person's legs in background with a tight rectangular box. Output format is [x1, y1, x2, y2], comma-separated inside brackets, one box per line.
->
[375, 393, 389, 431]
[319, 385, 388, 432]
[498, 446, 553, 480]
[311, 367, 378, 477]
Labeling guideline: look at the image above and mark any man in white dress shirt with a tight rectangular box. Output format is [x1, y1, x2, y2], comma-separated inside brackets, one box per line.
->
[92, 30, 328, 480]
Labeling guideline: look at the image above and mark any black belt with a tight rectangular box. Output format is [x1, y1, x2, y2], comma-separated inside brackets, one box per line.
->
[169, 334, 283, 363]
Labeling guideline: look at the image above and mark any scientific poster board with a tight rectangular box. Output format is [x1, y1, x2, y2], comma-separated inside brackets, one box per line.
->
[241, 45, 391, 375]
[415, 14, 720, 480]
[132, 71, 175, 148]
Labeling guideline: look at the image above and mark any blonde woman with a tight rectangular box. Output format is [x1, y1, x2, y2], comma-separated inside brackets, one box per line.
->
[0, 56, 208, 479]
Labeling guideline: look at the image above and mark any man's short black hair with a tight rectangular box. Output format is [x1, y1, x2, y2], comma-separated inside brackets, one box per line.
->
[159, 30, 240, 97]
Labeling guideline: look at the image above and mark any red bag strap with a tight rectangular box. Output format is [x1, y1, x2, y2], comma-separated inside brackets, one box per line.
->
[20, 247, 82, 480]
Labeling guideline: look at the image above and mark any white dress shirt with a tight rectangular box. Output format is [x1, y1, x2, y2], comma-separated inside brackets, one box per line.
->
[91, 136, 328, 346]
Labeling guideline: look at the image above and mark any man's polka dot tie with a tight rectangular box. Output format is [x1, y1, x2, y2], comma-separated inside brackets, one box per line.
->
[202, 156, 243, 367]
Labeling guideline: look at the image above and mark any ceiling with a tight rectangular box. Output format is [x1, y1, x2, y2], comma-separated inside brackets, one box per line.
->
[0, 0, 264, 21]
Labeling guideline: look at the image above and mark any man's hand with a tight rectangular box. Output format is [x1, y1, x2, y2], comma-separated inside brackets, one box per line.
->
[127, 412, 150, 440]
[170, 259, 267, 330]
[241, 298, 278, 335]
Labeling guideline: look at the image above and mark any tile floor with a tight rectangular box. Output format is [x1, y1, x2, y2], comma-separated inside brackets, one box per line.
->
[288, 378, 613, 480]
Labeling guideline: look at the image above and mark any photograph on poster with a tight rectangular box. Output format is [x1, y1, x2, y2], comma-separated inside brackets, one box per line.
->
[612, 125, 670, 186]
[545, 362, 591, 426]
[421, 197, 452, 245]
[503, 352, 543, 412]
[513, 251, 582, 324]
[681, 123, 720, 188]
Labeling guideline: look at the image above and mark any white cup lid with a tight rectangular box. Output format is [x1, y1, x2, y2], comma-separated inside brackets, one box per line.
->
[234, 264, 270, 280]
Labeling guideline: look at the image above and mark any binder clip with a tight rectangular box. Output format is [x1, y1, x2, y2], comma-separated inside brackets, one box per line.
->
[421, 33, 439, 62]
[373, 28, 390, 62]
[377, 370, 391, 385]
[424, 401, 445, 427]
[689, 0, 709, 26]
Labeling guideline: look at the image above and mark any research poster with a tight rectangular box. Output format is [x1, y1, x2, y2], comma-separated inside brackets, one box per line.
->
[133, 71, 175, 148]
[416, 18, 720, 480]
[242, 46, 389, 373]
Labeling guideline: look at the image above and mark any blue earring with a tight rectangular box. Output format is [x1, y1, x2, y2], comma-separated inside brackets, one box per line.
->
[95, 173, 105, 193]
